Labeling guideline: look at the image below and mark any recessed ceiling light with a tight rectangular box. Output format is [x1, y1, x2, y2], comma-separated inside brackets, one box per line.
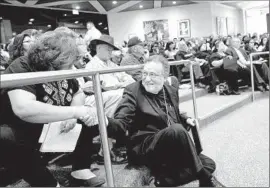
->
[39, 29, 43, 32]
[139, 5, 143, 8]
[28, 22, 32, 25]
[75, 6, 80, 10]
[0, 17, 3, 20]
[63, 14, 67, 16]
[75, 21, 79, 24]
[98, 22, 102, 25]
[172, 1, 176, 4]
[47, 24, 51, 28]
[29, 18, 34, 22]
[112, 1, 117, 5]
[12, 32, 16, 36]
[104, 27, 108, 30]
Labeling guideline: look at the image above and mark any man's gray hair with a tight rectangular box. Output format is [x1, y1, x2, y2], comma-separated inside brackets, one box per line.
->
[145, 55, 170, 78]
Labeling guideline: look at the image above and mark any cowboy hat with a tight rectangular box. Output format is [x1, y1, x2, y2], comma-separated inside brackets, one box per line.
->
[90, 34, 119, 51]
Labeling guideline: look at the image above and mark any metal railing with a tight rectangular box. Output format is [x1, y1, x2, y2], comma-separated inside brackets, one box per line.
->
[249, 51, 269, 101]
[0, 60, 201, 187]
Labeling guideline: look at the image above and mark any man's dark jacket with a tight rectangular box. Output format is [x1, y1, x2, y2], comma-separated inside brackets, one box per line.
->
[108, 81, 189, 164]
[224, 47, 249, 70]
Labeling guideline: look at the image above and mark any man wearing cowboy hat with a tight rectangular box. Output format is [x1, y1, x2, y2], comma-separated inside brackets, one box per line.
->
[85, 34, 134, 89]
[85, 35, 135, 161]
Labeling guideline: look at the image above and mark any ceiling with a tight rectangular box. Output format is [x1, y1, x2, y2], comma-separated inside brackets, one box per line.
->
[0, 0, 268, 35]
[0, 0, 269, 15]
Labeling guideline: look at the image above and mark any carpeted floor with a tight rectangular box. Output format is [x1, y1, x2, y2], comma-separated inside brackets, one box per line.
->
[199, 97, 269, 187]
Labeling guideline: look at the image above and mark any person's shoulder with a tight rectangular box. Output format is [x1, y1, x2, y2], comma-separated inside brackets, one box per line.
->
[124, 81, 141, 94]
[122, 53, 133, 60]
[226, 47, 233, 51]
[120, 54, 137, 65]
[225, 47, 234, 54]
[85, 56, 99, 69]
[4, 56, 31, 74]
[164, 83, 179, 99]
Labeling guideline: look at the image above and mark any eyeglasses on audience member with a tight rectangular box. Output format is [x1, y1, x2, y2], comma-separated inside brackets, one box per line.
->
[142, 71, 162, 79]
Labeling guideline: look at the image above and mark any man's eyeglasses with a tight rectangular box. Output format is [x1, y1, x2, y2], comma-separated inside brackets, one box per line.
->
[142, 71, 162, 79]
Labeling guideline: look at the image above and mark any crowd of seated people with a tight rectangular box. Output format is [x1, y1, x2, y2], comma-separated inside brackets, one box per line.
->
[0, 24, 269, 187]
[117, 32, 269, 94]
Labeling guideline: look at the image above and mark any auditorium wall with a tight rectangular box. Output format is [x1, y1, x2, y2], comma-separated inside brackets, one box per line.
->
[107, 3, 213, 44]
[210, 3, 244, 36]
[107, 2, 245, 44]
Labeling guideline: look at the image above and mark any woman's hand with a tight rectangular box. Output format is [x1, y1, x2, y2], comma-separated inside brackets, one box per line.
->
[79, 107, 99, 127]
[73, 106, 109, 127]
[60, 119, 77, 133]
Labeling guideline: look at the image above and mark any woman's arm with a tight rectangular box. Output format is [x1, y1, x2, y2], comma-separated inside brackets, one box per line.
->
[8, 89, 87, 124]
[70, 88, 85, 106]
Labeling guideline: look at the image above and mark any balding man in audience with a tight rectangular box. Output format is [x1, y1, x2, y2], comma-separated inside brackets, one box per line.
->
[120, 37, 146, 81]
[225, 37, 268, 91]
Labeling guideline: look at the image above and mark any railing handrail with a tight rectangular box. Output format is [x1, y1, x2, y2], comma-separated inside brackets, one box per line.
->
[0, 59, 199, 187]
[250, 51, 269, 57]
[0, 60, 189, 88]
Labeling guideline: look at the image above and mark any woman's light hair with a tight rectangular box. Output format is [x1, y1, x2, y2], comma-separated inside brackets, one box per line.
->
[28, 29, 79, 71]
[145, 55, 170, 78]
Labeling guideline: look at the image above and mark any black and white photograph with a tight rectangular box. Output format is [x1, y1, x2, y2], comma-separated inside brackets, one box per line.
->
[177, 19, 191, 38]
[0, 0, 269, 187]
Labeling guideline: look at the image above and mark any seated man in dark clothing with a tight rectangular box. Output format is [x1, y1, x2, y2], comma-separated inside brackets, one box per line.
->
[106, 55, 225, 187]
[244, 39, 269, 85]
[225, 37, 268, 91]
[210, 40, 240, 95]
[176, 42, 218, 92]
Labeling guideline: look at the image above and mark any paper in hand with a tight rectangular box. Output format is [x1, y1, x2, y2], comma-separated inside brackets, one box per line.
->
[39, 121, 82, 153]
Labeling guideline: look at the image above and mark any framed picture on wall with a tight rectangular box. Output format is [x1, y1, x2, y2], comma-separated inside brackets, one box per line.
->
[216, 17, 228, 36]
[143, 19, 169, 41]
[226, 17, 236, 36]
[177, 19, 191, 38]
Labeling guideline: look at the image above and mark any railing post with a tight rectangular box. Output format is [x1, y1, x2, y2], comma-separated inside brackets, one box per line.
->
[189, 62, 203, 154]
[249, 54, 255, 102]
[92, 73, 115, 187]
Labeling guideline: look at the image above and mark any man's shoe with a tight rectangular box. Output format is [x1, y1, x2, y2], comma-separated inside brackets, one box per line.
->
[263, 84, 269, 91]
[94, 149, 128, 165]
[199, 176, 225, 187]
[256, 86, 265, 92]
[69, 176, 105, 187]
